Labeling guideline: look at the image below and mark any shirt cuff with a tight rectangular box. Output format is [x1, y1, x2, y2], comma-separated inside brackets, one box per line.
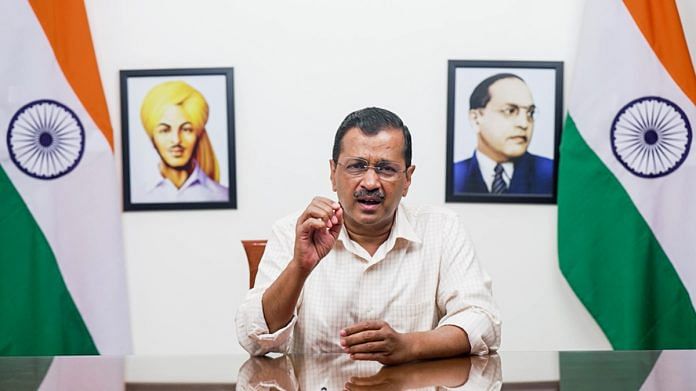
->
[236, 287, 298, 355]
[251, 314, 297, 347]
[439, 308, 501, 355]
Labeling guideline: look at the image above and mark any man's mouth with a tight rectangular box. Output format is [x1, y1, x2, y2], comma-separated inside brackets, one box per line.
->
[353, 189, 385, 208]
[508, 136, 528, 143]
[357, 197, 382, 205]
[169, 147, 184, 156]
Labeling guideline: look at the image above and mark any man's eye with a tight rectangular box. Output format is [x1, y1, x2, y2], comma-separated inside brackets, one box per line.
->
[347, 162, 367, 171]
[377, 165, 398, 174]
[504, 107, 518, 116]
[182, 126, 194, 133]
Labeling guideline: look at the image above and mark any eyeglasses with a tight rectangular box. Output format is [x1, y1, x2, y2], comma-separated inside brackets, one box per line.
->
[496, 104, 536, 121]
[336, 158, 407, 181]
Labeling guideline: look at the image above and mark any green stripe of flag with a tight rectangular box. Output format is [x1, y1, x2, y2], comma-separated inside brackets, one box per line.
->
[558, 115, 696, 349]
[0, 357, 53, 389]
[0, 166, 97, 355]
[559, 350, 661, 390]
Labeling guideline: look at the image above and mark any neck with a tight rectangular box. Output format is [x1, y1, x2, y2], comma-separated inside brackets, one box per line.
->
[159, 162, 194, 189]
[476, 143, 509, 164]
[343, 213, 395, 256]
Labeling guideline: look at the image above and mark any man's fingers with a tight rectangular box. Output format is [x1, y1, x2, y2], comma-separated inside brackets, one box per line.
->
[300, 199, 341, 228]
[341, 329, 382, 347]
[344, 340, 387, 354]
[328, 207, 343, 238]
[349, 352, 387, 362]
[341, 320, 384, 337]
[347, 373, 384, 386]
[297, 217, 329, 237]
[306, 205, 333, 223]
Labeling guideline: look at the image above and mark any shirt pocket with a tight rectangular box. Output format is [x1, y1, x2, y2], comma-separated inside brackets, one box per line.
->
[387, 300, 435, 333]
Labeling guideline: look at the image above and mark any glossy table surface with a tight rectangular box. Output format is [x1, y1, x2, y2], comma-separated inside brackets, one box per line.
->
[0, 350, 693, 390]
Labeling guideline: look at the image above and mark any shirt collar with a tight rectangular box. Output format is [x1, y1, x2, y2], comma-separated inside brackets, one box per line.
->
[390, 203, 422, 244]
[337, 203, 421, 245]
[336, 202, 422, 263]
[474, 150, 514, 189]
[149, 161, 205, 191]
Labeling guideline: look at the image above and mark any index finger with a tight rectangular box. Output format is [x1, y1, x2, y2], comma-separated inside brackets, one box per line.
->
[341, 320, 384, 337]
[301, 197, 340, 220]
[311, 196, 340, 210]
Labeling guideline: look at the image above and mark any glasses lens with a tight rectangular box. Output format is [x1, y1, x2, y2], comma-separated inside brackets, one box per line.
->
[375, 163, 400, 179]
[344, 159, 367, 175]
[341, 159, 404, 180]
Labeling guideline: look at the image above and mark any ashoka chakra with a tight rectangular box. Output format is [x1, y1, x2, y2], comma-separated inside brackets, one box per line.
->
[7, 99, 86, 180]
[610, 96, 691, 178]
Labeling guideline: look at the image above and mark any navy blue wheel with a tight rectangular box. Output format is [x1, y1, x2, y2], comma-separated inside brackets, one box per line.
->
[7, 99, 85, 180]
[610, 96, 691, 178]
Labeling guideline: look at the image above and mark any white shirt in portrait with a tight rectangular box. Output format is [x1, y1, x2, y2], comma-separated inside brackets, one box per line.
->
[133, 162, 228, 203]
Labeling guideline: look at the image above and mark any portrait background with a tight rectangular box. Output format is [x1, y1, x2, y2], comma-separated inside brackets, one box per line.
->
[453, 67, 557, 163]
[126, 74, 231, 204]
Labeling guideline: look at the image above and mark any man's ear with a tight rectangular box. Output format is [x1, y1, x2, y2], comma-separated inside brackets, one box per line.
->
[468, 109, 481, 129]
[329, 159, 337, 192]
[402, 165, 416, 197]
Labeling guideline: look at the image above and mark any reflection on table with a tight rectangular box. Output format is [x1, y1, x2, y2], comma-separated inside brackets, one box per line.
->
[0, 350, 694, 390]
[237, 353, 501, 390]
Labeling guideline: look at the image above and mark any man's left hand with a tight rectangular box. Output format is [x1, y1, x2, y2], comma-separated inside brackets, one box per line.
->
[340, 320, 417, 365]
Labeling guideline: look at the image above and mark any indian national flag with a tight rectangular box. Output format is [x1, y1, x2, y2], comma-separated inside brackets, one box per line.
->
[559, 0, 696, 349]
[0, 0, 131, 354]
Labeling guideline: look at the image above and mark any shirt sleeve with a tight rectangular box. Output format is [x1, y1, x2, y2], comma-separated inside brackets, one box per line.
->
[235, 355, 299, 390]
[235, 214, 301, 356]
[436, 213, 502, 355]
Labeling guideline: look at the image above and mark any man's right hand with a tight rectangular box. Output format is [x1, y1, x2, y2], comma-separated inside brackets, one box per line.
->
[293, 197, 343, 272]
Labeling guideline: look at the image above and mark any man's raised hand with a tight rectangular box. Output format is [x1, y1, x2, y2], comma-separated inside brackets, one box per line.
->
[294, 196, 343, 273]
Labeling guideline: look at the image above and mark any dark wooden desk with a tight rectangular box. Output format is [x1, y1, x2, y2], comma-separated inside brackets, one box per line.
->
[0, 350, 693, 390]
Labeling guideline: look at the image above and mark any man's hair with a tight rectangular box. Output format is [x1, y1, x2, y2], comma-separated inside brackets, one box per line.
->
[332, 107, 412, 167]
[469, 73, 525, 110]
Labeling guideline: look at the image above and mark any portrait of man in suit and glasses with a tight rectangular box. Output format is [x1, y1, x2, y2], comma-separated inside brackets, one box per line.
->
[446, 61, 563, 204]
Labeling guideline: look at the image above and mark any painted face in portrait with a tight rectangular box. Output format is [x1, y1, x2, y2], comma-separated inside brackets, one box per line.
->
[152, 104, 199, 169]
[140, 80, 222, 183]
[330, 127, 415, 231]
[470, 77, 536, 162]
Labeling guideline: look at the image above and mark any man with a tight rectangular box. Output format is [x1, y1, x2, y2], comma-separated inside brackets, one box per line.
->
[236, 108, 500, 365]
[453, 73, 553, 195]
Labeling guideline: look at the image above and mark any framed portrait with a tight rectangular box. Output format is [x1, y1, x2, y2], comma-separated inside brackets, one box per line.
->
[120, 68, 236, 211]
[445, 60, 563, 204]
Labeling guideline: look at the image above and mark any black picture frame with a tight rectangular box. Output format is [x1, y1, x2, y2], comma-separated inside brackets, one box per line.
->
[120, 68, 236, 211]
[445, 60, 563, 204]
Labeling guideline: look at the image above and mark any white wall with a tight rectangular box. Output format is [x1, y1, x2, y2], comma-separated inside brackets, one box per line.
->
[85, 0, 696, 354]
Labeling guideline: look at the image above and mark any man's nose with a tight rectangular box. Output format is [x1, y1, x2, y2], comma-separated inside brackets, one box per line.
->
[360, 167, 381, 189]
[515, 113, 531, 129]
[171, 130, 181, 143]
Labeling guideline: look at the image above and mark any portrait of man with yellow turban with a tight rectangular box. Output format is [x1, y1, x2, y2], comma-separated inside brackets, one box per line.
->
[135, 80, 229, 203]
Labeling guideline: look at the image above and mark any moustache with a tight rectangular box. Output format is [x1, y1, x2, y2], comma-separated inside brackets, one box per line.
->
[353, 188, 385, 200]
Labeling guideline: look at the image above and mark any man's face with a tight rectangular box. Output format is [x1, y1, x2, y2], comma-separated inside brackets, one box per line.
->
[330, 127, 415, 232]
[151, 105, 199, 169]
[470, 77, 535, 162]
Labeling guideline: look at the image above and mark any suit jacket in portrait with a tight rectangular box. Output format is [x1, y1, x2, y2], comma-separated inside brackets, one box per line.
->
[452, 152, 553, 195]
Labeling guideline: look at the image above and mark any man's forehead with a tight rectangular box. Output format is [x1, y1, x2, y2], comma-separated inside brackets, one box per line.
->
[488, 78, 534, 105]
[338, 127, 405, 160]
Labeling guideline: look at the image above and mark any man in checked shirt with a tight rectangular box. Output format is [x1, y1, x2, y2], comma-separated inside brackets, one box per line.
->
[236, 107, 500, 365]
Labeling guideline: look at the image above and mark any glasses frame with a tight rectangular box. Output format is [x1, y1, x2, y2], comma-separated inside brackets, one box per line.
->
[335, 158, 408, 181]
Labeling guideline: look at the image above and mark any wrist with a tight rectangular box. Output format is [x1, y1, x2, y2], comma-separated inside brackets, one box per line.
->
[289, 257, 314, 278]
[405, 331, 425, 361]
